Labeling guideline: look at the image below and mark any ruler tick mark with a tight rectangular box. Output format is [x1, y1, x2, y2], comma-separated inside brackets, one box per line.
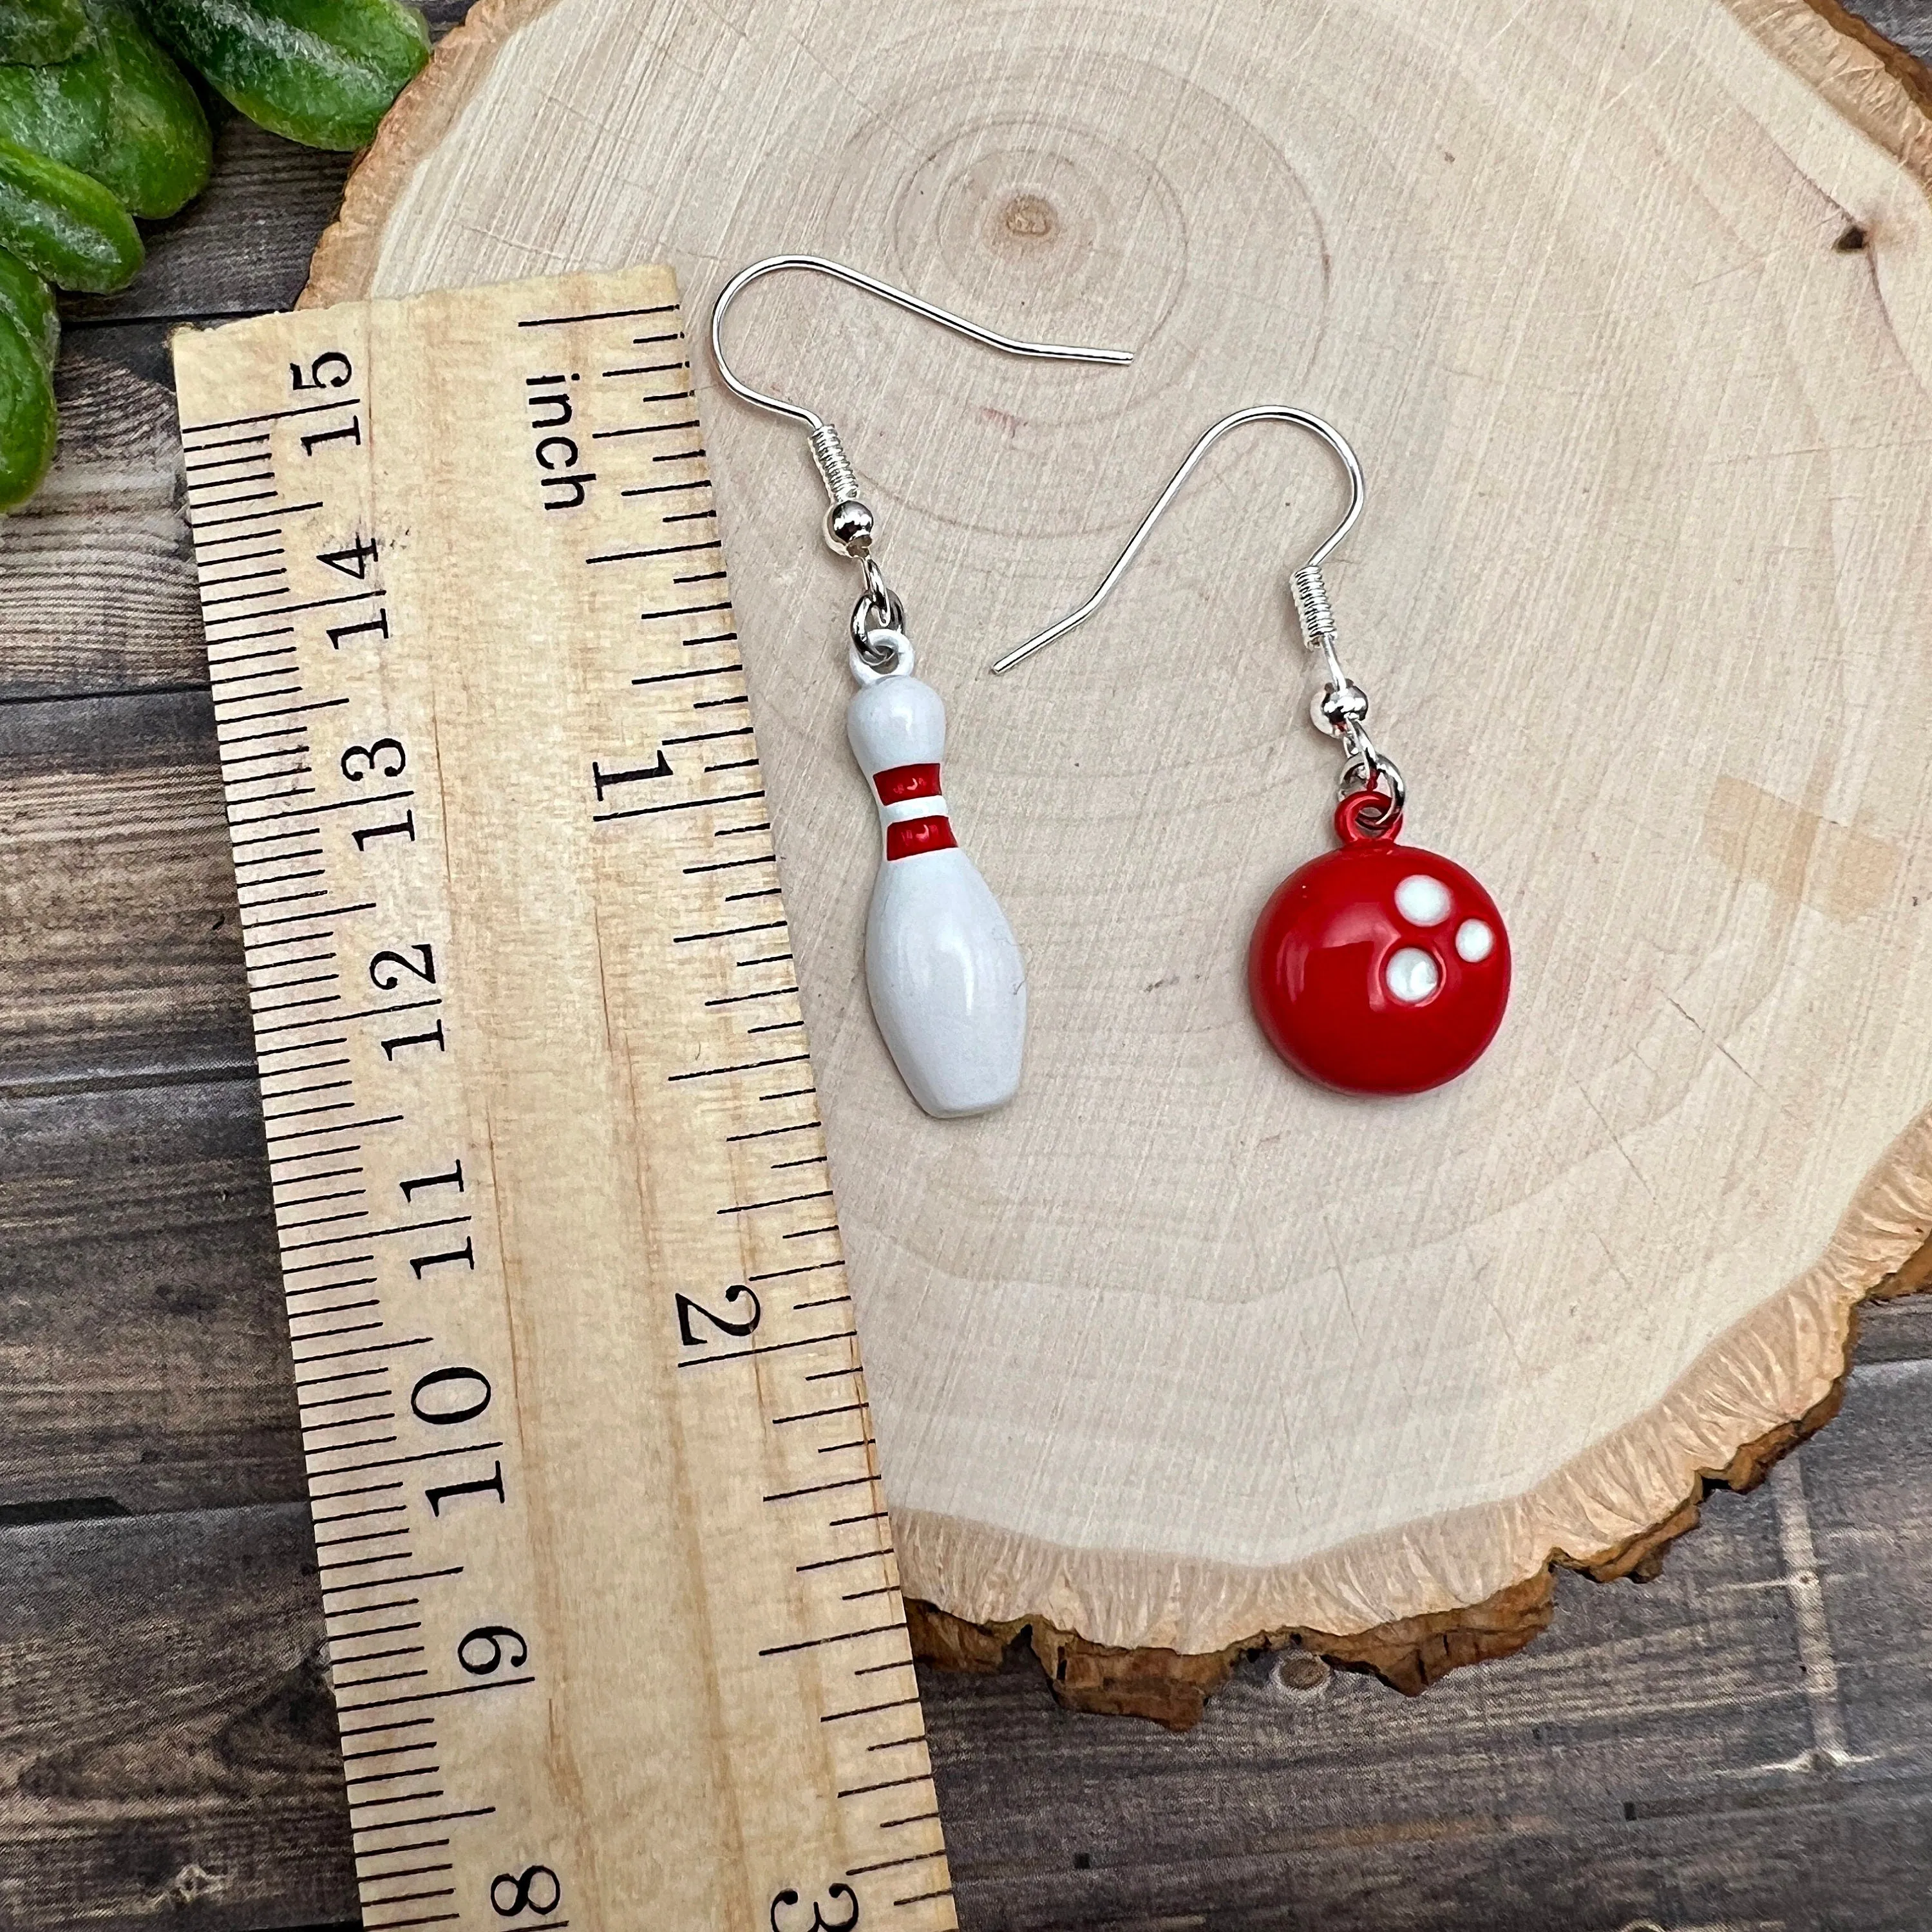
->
[676, 1326, 858, 1368]
[220, 728, 308, 757]
[629, 661, 744, 688]
[307, 1416, 398, 1441]
[822, 1696, 920, 1726]
[592, 417, 701, 440]
[878, 1808, 942, 1832]
[837, 1772, 927, 1799]
[620, 475, 711, 497]
[719, 1189, 833, 1217]
[666, 726, 752, 748]
[758, 1620, 903, 1658]
[315, 1530, 410, 1561]
[795, 1545, 893, 1575]
[293, 1321, 384, 1346]
[229, 786, 411, 828]
[337, 1677, 533, 1715]
[182, 397, 363, 433]
[325, 1569, 461, 1606]
[670, 1050, 808, 1084]
[287, 1280, 379, 1305]
[256, 999, 430, 1037]
[749, 1258, 846, 1283]
[188, 498, 323, 531]
[222, 696, 350, 730]
[706, 983, 799, 1007]
[518, 301, 676, 327]
[201, 564, 289, 591]
[181, 432, 269, 459]
[205, 627, 299, 651]
[585, 538, 719, 565]
[639, 598, 732, 622]
[189, 488, 276, 513]
[594, 786, 762, 825]
[762, 1475, 875, 1505]
[341, 1739, 435, 1764]
[846, 1849, 946, 1879]
[357, 1886, 455, 1910]
[281, 1212, 470, 1254]
[265, 1110, 403, 1144]
[893, 1886, 955, 1909]
[279, 1208, 368, 1234]
[773, 1399, 867, 1428]
[677, 917, 784, 944]
[292, 1336, 431, 1366]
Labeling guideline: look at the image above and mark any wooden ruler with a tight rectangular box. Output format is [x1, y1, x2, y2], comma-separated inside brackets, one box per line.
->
[171, 265, 954, 1932]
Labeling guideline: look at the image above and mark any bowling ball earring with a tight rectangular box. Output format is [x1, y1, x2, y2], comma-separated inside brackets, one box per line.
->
[992, 406, 1510, 1097]
[709, 255, 1134, 1117]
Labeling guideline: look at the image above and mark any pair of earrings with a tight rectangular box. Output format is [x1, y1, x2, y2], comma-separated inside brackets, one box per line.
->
[710, 256, 1510, 1119]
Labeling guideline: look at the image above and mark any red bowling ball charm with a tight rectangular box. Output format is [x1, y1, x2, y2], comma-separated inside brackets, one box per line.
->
[1248, 791, 1510, 1095]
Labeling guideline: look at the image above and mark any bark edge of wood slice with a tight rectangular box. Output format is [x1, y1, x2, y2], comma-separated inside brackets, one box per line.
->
[304, 0, 1932, 1724]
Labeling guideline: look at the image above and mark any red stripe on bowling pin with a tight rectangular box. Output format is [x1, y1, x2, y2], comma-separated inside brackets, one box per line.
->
[873, 762, 943, 804]
[885, 815, 957, 860]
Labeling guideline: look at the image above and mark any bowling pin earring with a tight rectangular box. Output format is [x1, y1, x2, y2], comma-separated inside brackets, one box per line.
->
[709, 255, 1133, 1117]
[992, 406, 1510, 1095]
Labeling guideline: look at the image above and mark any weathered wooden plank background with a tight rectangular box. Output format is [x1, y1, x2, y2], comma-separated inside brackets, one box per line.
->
[6, 5, 1932, 1926]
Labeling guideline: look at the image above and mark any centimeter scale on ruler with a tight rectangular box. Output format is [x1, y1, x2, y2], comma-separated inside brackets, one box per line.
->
[172, 266, 955, 1931]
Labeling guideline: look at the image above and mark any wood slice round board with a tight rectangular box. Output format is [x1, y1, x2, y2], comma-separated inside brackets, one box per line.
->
[304, 0, 1932, 1723]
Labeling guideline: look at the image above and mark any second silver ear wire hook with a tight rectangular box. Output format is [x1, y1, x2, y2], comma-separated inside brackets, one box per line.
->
[989, 405, 1405, 824]
[708, 254, 1134, 674]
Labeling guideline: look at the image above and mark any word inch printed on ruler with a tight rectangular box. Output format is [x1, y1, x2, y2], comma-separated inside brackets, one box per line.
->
[172, 267, 954, 1931]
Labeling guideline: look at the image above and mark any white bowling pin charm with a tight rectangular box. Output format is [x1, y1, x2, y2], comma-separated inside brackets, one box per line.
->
[846, 636, 1026, 1117]
[706, 254, 1130, 1119]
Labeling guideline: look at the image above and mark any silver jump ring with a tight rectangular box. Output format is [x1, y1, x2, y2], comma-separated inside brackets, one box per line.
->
[1340, 749, 1405, 827]
[850, 587, 907, 668]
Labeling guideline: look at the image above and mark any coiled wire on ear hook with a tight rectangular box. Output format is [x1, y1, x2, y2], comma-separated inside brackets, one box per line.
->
[989, 404, 1401, 821]
[709, 254, 1135, 674]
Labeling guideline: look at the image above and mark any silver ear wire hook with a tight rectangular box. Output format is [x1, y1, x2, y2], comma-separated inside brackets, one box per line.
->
[990, 405, 1363, 671]
[709, 254, 1133, 673]
[989, 404, 1400, 820]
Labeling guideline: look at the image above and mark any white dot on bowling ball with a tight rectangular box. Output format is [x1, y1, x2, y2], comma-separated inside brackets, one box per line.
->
[1455, 918, 1495, 962]
[1394, 873, 1452, 925]
[1385, 946, 1441, 1004]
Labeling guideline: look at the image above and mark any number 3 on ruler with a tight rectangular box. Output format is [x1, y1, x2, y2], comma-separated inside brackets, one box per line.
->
[770, 1885, 860, 1932]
